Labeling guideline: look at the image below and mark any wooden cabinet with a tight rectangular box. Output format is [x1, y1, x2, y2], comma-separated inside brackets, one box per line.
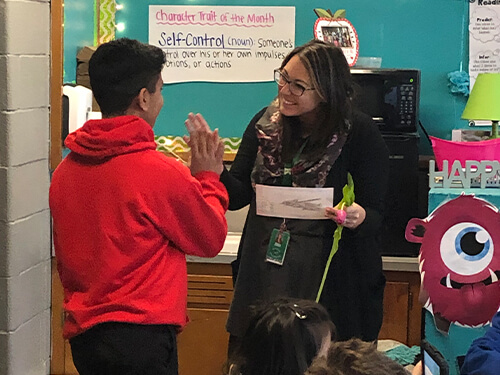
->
[51, 261, 421, 374]
[178, 263, 233, 375]
[379, 270, 422, 347]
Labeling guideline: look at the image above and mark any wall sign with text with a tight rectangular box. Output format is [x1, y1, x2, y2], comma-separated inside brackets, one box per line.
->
[313, 18, 359, 67]
[149, 5, 295, 84]
[469, 2, 500, 89]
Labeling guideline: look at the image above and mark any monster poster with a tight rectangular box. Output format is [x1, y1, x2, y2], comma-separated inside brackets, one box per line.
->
[406, 194, 500, 331]
[405, 189, 500, 374]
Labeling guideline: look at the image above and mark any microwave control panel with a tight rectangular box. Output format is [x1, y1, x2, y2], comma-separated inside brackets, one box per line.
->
[398, 83, 417, 131]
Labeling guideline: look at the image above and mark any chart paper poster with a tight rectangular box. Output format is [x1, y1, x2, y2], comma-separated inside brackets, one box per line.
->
[469, 2, 500, 89]
[149, 6, 295, 84]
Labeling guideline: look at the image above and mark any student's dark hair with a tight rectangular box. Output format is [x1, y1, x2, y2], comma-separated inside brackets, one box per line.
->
[279, 39, 353, 162]
[228, 298, 336, 375]
[305, 338, 408, 375]
[88, 38, 166, 116]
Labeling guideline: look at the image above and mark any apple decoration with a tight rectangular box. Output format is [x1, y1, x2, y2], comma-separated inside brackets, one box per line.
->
[313, 8, 359, 67]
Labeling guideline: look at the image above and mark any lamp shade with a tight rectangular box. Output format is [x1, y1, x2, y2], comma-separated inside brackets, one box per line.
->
[461, 73, 500, 121]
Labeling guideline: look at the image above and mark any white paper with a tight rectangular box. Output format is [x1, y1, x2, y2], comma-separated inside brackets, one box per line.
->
[255, 184, 334, 220]
[149, 5, 295, 83]
[469, 3, 500, 88]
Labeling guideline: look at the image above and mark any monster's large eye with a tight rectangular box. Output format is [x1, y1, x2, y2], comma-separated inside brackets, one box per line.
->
[440, 222, 493, 276]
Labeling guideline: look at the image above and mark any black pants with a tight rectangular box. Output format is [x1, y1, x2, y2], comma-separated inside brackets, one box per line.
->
[70, 322, 178, 375]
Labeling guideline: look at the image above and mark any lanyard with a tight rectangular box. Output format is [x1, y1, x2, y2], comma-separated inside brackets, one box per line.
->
[282, 139, 308, 186]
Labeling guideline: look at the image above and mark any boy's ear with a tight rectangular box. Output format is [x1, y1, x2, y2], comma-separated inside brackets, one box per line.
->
[136, 87, 149, 111]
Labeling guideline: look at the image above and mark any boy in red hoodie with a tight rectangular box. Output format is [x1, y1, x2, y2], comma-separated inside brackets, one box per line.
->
[49, 38, 229, 375]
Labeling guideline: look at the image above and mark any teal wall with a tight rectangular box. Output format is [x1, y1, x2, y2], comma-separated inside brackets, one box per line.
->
[65, 0, 471, 155]
[63, 0, 95, 83]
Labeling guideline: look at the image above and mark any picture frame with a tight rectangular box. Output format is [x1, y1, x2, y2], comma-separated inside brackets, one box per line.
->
[313, 17, 359, 67]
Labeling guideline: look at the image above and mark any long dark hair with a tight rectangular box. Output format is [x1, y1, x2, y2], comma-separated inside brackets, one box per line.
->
[280, 40, 353, 161]
[228, 298, 336, 375]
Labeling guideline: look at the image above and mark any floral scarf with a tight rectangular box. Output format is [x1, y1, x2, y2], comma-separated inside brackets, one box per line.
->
[251, 99, 347, 188]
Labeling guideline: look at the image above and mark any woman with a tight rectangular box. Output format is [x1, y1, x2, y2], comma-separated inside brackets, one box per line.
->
[228, 298, 336, 375]
[185, 40, 389, 349]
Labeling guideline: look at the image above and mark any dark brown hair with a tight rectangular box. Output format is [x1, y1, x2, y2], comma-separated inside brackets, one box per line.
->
[305, 338, 408, 375]
[228, 298, 336, 375]
[89, 38, 166, 116]
[279, 39, 353, 161]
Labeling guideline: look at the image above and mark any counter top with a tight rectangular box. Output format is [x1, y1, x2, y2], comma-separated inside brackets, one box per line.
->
[382, 256, 419, 273]
[186, 233, 420, 273]
[186, 233, 241, 265]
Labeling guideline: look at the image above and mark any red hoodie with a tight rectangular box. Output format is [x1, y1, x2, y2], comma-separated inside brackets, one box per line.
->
[50, 115, 228, 339]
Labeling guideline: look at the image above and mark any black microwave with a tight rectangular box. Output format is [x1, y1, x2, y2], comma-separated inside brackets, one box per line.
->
[350, 68, 421, 134]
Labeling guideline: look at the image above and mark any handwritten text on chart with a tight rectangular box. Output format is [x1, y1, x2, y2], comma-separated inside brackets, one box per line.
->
[149, 6, 296, 83]
[155, 10, 276, 26]
[158, 33, 293, 50]
[162, 45, 291, 69]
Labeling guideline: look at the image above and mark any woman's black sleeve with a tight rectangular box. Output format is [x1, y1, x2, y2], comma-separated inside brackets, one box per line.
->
[220, 108, 265, 210]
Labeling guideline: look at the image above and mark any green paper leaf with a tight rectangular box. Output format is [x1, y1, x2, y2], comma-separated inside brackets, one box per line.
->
[333, 9, 347, 19]
[314, 8, 333, 19]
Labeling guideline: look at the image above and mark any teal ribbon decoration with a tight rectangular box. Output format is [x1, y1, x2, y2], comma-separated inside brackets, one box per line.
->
[316, 173, 355, 302]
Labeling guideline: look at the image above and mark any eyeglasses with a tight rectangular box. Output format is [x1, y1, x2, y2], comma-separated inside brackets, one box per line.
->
[274, 69, 315, 97]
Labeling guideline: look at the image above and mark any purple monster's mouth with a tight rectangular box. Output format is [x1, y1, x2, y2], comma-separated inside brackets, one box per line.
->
[439, 270, 500, 289]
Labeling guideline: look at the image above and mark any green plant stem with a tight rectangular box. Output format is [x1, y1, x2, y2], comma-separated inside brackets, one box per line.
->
[316, 225, 343, 302]
[316, 173, 355, 302]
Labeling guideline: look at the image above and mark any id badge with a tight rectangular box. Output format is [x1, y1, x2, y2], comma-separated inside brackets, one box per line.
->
[266, 228, 290, 266]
